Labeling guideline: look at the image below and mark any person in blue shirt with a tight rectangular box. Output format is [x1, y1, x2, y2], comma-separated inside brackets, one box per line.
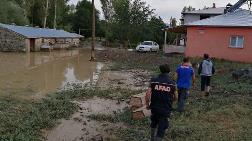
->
[176, 57, 195, 113]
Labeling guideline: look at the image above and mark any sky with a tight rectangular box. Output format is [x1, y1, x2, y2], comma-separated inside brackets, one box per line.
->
[69, 0, 247, 23]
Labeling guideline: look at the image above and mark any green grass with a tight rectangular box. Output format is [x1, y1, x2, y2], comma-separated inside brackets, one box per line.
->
[0, 96, 76, 141]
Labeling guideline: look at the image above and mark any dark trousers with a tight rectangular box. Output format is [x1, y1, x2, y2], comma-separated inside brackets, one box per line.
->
[177, 88, 188, 113]
[201, 76, 211, 91]
[150, 113, 169, 138]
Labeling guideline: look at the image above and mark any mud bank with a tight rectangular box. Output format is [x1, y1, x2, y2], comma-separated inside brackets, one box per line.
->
[97, 69, 150, 90]
[45, 97, 128, 141]
[44, 68, 151, 141]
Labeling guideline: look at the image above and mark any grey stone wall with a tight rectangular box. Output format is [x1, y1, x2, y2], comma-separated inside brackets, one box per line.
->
[0, 27, 26, 52]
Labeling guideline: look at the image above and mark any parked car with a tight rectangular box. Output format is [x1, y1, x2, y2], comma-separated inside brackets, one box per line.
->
[136, 41, 159, 52]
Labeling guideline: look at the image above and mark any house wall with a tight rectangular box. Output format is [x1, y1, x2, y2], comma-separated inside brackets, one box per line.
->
[0, 27, 27, 52]
[53, 38, 80, 49]
[183, 14, 200, 25]
[42, 38, 56, 45]
[72, 38, 80, 46]
[25, 39, 30, 52]
[186, 27, 252, 63]
[35, 38, 42, 51]
[183, 14, 221, 25]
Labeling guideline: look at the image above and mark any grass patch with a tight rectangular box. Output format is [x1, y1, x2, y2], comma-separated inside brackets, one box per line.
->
[0, 96, 76, 141]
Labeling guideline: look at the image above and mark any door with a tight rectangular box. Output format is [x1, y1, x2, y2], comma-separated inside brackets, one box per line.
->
[30, 39, 35, 52]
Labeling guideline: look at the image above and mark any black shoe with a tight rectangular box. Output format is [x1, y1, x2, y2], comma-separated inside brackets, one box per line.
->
[205, 92, 210, 97]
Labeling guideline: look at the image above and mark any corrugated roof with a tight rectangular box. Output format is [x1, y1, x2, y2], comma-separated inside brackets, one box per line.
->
[187, 9, 252, 27]
[0, 23, 83, 38]
[182, 7, 225, 15]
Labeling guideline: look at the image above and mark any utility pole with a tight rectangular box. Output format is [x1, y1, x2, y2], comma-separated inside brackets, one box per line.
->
[43, 0, 49, 28]
[90, 0, 96, 61]
[164, 30, 167, 49]
[54, 0, 57, 29]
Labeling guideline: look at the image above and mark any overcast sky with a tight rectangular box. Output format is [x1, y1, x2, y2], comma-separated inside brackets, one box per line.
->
[69, 0, 247, 23]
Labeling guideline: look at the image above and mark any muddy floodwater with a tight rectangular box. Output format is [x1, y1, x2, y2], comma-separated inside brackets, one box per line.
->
[0, 49, 102, 99]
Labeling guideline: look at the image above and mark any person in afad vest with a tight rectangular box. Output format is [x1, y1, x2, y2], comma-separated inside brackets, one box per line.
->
[145, 64, 176, 141]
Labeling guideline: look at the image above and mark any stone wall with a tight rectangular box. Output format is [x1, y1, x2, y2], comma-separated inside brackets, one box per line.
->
[0, 27, 26, 52]
[35, 38, 42, 51]
[53, 38, 80, 49]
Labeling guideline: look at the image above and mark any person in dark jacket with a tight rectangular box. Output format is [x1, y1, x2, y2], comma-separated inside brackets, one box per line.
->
[145, 64, 176, 141]
[198, 54, 215, 96]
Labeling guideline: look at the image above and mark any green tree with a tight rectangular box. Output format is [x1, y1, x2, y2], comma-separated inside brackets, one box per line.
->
[146, 16, 166, 46]
[112, 0, 131, 45]
[182, 6, 196, 12]
[170, 17, 177, 27]
[100, 0, 160, 47]
[47, 0, 71, 29]
[0, 0, 29, 25]
[72, 0, 100, 37]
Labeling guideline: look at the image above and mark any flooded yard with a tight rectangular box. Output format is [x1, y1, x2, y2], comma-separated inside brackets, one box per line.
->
[45, 97, 128, 141]
[0, 49, 102, 99]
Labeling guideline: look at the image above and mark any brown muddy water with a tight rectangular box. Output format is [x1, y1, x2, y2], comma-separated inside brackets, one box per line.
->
[0, 49, 103, 99]
[45, 97, 128, 141]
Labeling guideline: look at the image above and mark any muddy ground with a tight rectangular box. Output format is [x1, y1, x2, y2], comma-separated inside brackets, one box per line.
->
[45, 98, 127, 141]
[1, 47, 251, 141]
[44, 63, 151, 141]
[42, 48, 252, 141]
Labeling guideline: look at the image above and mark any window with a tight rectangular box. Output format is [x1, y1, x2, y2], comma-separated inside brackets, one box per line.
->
[200, 15, 210, 20]
[230, 36, 244, 48]
[141, 41, 153, 45]
[198, 29, 205, 34]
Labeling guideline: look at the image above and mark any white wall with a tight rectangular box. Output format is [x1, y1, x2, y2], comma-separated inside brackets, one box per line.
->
[183, 14, 200, 25]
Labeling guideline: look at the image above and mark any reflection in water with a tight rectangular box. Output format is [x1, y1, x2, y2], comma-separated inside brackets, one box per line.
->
[0, 49, 102, 99]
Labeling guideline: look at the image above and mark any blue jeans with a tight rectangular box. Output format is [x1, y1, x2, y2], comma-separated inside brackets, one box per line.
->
[177, 88, 188, 112]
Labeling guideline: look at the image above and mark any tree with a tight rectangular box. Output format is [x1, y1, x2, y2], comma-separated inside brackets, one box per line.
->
[100, 0, 114, 22]
[182, 6, 196, 12]
[47, 0, 71, 29]
[43, 0, 49, 28]
[100, 0, 158, 47]
[170, 17, 177, 27]
[100, 0, 114, 44]
[146, 16, 166, 46]
[0, 0, 29, 25]
[112, 0, 131, 46]
[72, 0, 100, 37]
[5, 0, 71, 29]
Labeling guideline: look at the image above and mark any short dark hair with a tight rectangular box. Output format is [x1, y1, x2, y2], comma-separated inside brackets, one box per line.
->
[204, 53, 209, 59]
[183, 57, 190, 63]
[159, 64, 170, 74]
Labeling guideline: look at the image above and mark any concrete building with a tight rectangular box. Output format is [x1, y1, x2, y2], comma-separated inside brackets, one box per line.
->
[0, 23, 83, 52]
[164, 4, 226, 54]
[181, 5, 225, 25]
[186, 9, 252, 63]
